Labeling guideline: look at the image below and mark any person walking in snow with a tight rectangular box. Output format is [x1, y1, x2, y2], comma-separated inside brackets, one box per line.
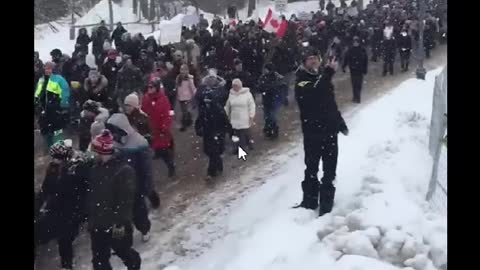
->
[141, 81, 176, 178]
[176, 64, 197, 131]
[78, 100, 110, 152]
[87, 130, 141, 270]
[397, 27, 412, 72]
[294, 47, 349, 216]
[195, 76, 232, 180]
[342, 36, 368, 103]
[34, 140, 90, 270]
[76, 28, 91, 56]
[111, 22, 127, 52]
[382, 23, 396, 76]
[84, 69, 111, 109]
[258, 63, 286, 139]
[105, 113, 157, 241]
[224, 78, 256, 154]
[124, 93, 152, 143]
[116, 57, 144, 109]
[34, 61, 71, 150]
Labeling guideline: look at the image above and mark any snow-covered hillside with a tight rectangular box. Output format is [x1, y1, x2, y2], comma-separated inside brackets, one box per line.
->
[147, 67, 447, 270]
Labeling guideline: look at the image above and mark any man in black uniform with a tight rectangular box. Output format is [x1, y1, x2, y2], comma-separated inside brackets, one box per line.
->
[294, 48, 349, 216]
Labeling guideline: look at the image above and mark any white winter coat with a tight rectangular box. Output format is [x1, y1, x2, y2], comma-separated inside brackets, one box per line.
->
[225, 88, 256, 130]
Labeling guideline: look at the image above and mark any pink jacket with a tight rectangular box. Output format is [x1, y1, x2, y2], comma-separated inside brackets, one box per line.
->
[176, 74, 196, 101]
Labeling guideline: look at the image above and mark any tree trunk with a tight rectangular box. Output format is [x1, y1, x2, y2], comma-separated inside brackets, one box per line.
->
[248, 0, 256, 17]
[133, 0, 138, 14]
[149, 0, 156, 21]
[108, 0, 114, 30]
[358, 0, 364, 11]
[140, 0, 149, 20]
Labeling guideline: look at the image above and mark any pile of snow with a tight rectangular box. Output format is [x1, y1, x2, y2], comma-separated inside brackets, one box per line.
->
[153, 67, 447, 270]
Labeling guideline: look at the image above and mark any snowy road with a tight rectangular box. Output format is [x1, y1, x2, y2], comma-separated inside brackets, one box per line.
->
[35, 48, 447, 270]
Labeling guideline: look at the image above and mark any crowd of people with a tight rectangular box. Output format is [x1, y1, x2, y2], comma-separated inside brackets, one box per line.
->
[34, 0, 447, 269]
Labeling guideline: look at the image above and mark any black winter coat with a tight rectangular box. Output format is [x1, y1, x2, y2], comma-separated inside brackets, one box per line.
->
[195, 86, 232, 156]
[87, 156, 136, 230]
[397, 34, 412, 52]
[76, 34, 91, 54]
[258, 72, 286, 110]
[295, 66, 348, 135]
[111, 26, 127, 49]
[101, 59, 120, 89]
[343, 46, 368, 75]
[116, 66, 144, 98]
[35, 158, 90, 227]
[382, 38, 396, 61]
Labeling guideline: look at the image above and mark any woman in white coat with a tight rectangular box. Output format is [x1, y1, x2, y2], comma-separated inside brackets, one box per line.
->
[225, 78, 256, 153]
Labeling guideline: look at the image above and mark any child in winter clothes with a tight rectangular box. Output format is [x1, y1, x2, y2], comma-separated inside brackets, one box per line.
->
[176, 64, 197, 131]
[141, 81, 176, 177]
[225, 78, 256, 153]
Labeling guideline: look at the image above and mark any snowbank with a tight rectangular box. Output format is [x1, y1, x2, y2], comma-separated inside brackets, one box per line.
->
[154, 67, 447, 270]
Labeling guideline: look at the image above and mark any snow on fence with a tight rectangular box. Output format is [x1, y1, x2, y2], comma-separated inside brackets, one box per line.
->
[426, 66, 447, 216]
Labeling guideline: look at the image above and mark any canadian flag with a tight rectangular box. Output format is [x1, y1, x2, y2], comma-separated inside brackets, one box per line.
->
[262, 8, 287, 37]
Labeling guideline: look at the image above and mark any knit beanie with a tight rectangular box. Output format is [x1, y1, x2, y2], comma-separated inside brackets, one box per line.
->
[232, 78, 243, 88]
[124, 93, 140, 109]
[49, 140, 74, 160]
[91, 129, 114, 155]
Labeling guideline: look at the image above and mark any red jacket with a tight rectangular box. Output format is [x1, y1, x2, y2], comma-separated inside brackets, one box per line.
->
[141, 91, 173, 150]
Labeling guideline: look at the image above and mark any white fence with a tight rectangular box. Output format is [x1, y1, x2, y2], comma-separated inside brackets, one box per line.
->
[426, 66, 447, 216]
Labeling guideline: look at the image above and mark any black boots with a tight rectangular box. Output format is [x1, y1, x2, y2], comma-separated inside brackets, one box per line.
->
[148, 191, 161, 209]
[294, 180, 336, 216]
[294, 180, 320, 210]
[319, 184, 336, 216]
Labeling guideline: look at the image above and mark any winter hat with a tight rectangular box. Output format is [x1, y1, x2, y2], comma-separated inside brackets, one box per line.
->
[89, 69, 99, 79]
[82, 100, 100, 114]
[232, 78, 243, 88]
[124, 93, 140, 109]
[91, 129, 115, 155]
[49, 140, 74, 160]
[44, 61, 56, 70]
[301, 46, 319, 63]
[50, 48, 62, 58]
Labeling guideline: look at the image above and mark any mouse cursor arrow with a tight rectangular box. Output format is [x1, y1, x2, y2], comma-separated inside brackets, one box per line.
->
[237, 146, 248, 161]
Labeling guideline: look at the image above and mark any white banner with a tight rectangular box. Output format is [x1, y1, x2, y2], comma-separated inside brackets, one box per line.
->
[275, 0, 288, 13]
[158, 22, 182, 45]
[182, 14, 199, 27]
[298, 11, 312, 21]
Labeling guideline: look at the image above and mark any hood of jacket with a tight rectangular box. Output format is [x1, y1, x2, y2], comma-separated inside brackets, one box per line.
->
[107, 114, 149, 151]
[95, 107, 110, 122]
[230, 87, 251, 96]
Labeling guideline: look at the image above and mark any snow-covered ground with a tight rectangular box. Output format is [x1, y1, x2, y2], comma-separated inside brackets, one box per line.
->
[140, 67, 447, 270]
